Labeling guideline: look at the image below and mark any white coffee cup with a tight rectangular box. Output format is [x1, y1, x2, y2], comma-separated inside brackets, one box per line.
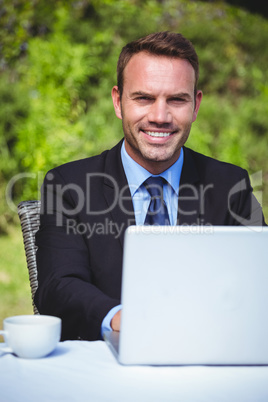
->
[0, 315, 61, 359]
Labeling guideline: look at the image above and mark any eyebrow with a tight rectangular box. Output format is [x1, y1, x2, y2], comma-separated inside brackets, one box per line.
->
[130, 91, 192, 100]
[170, 93, 192, 100]
[130, 91, 153, 97]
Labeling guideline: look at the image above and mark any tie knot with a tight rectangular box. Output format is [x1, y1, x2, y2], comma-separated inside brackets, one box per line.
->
[144, 176, 165, 199]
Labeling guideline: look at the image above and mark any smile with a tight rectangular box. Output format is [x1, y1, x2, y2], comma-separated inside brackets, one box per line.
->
[143, 131, 172, 138]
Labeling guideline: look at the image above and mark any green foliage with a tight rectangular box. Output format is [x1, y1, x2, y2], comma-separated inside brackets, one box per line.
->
[0, 72, 29, 233]
[0, 0, 268, 231]
[16, 10, 90, 171]
[0, 227, 33, 328]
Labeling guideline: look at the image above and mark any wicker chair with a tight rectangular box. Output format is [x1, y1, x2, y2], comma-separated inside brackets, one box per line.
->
[17, 200, 41, 315]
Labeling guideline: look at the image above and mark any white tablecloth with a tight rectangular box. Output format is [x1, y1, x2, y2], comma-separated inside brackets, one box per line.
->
[1, 340, 268, 402]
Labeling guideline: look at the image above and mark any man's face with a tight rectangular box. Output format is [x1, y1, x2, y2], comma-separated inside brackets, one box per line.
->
[112, 51, 202, 174]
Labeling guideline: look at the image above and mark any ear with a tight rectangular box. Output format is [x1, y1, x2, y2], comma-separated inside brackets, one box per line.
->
[192, 90, 203, 122]
[111, 86, 122, 120]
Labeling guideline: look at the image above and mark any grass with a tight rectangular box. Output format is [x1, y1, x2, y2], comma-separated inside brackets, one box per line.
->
[0, 226, 33, 333]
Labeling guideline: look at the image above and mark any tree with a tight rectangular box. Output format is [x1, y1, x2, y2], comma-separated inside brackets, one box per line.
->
[0, 0, 267, 232]
[198, 0, 268, 19]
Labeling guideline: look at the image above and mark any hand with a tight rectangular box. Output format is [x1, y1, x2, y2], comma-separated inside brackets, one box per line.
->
[110, 309, 121, 332]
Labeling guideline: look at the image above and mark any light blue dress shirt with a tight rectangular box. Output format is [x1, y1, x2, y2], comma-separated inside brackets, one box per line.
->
[121, 141, 183, 225]
[101, 141, 184, 337]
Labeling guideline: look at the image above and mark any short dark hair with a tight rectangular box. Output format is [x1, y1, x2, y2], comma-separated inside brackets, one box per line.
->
[117, 31, 199, 97]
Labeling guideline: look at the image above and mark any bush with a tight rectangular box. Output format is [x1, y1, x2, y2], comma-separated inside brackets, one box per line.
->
[1, 0, 267, 229]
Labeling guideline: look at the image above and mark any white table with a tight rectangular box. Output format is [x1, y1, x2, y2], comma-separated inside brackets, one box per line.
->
[1, 340, 268, 402]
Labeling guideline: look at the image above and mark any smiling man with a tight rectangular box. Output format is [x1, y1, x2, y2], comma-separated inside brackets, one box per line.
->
[35, 32, 266, 341]
[112, 52, 202, 174]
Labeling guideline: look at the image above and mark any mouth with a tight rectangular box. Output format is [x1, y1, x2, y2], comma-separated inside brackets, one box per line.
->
[142, 130, 174, 138]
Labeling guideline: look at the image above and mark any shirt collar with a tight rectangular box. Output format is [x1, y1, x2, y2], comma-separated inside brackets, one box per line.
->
[121, 140, 184, 196]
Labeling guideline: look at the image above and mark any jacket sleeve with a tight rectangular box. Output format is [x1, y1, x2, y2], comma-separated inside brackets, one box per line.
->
[228, 169, 267, 226]
[34, 168, 121, 341]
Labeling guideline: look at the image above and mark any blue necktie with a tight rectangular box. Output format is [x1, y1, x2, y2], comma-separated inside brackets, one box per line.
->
[144, 176, 170, 225]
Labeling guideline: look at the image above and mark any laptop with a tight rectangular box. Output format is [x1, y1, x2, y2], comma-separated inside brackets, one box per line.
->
[104, 225, 268, 365]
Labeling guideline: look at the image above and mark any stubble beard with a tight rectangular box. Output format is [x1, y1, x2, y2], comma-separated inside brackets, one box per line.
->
[123, 120, 192, 171]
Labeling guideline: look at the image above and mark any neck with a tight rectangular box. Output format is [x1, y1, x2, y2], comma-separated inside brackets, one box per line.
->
[124, 143, 181, 175]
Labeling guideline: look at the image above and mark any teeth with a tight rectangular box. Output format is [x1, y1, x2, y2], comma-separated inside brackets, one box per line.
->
[145, 131, 171, 137]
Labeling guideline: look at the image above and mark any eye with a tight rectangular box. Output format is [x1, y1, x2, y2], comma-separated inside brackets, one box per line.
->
[169, 97, 185, 103]
[135, 96, 154, 103]
[168, 94, 192, 105]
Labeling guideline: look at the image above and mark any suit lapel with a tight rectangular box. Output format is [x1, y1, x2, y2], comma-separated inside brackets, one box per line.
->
[177, 147, 201, 225]
[103, 140, 135, 248]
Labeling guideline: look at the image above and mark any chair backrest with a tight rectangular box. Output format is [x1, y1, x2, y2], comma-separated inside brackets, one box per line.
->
[17, 200, 41, 314]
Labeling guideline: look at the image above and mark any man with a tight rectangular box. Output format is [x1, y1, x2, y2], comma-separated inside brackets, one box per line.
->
[35, 31, 266, 341]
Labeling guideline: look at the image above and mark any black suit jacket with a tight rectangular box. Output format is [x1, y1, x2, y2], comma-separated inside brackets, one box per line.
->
[35, 140, 266, 340]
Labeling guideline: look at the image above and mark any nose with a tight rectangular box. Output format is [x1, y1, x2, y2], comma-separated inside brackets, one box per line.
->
[147, 99, 172, 125]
